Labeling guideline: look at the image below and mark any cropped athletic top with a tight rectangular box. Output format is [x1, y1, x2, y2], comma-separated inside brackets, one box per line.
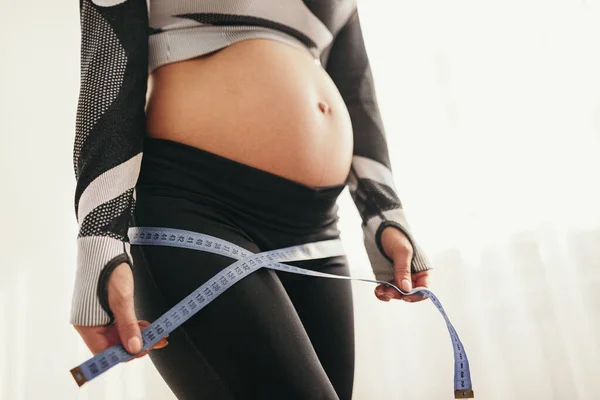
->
[72, 0, 432, 325]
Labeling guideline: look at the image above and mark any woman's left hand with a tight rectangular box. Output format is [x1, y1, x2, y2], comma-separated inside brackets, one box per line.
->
[374, 226, 432, 303]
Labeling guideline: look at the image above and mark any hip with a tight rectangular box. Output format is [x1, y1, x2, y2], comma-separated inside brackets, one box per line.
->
[135, 136, 345, 251]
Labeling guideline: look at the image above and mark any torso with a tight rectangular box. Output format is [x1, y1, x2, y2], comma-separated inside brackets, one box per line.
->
[145, 39, 354, 187]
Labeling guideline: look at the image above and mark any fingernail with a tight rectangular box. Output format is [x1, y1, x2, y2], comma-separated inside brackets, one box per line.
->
[128, 337, 142, 354]
[405, 298, 412, 303]
[401, 279, 412, 293]
[388, 292, 395, 299]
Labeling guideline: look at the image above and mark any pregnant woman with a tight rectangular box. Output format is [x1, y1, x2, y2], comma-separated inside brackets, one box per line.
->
[71, 1, 433, 399]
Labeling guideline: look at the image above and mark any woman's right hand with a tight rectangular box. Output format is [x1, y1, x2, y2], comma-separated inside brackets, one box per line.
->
[73, 263, 168, 360]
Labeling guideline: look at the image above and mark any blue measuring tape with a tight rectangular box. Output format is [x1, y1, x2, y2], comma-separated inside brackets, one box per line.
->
[70, 227, 474, 398]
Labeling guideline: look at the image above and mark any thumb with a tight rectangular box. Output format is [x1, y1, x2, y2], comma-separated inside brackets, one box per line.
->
[380, 227, 414, 299]
[394, 251, 413, 296]
[108, 263, 142, 354]
[382, 251, 412, 300]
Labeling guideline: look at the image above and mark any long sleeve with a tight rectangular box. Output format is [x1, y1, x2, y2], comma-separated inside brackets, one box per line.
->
[71, 0, 148, 326]
[325, 7, 431, 281]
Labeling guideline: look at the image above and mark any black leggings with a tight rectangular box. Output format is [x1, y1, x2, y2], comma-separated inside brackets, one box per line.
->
[130, 137, 355, 400]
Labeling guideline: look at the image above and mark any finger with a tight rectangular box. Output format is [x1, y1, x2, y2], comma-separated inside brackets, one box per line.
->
[125, 350, 149, 362]
[413, 270, 432, 288]
[386, 251, 412, 301]
[379, 227, 413, 300]
[406, 271, 432, 302]
[123, 339, 168, 363]
[377, 282, 407, 301]
[138, 320, 151, 329]
[405, 291, 426, 303]
[128, 339, 170, 360]
[151, 338, 169, 350]
[108, 263, 142, 355]
[74, 325, 111, 355]
[374, 284, 391, 302]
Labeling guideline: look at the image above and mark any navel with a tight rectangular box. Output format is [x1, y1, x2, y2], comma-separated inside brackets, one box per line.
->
[318, 100, 331, 115]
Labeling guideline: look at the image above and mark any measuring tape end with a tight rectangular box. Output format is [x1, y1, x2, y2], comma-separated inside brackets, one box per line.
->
[70, 366, 88, 387]
[454, 389, 474, 398]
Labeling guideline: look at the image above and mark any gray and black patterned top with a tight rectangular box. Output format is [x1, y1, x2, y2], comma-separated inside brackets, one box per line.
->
[72, 0, 431, 326]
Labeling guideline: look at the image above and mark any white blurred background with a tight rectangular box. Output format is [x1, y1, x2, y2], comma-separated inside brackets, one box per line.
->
[1, 0, 599, 399]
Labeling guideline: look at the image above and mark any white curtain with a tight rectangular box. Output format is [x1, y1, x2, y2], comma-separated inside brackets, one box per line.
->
[1, 0, 599, 399]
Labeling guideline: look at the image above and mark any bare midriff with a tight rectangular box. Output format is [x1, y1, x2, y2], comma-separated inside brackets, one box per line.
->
[145, 39, 354, 187]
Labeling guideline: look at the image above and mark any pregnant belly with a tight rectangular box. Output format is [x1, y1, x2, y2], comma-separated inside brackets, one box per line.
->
[145, 38, 354, 187]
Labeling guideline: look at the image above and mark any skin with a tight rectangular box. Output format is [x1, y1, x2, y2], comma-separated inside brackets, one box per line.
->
[74, 263, 168, 356]
[75, 38, 432, 357]
[375, 227, 432, 303]
[145, 39, 354, 187]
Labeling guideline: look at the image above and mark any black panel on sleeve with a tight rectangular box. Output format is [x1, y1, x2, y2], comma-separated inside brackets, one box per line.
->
[325, 10, 391, 170]
[73, 0, 148, 216]
[352, 179, 403, 222]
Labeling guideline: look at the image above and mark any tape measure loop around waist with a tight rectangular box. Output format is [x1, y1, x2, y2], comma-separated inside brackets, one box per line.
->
[69, 226, 474, 398]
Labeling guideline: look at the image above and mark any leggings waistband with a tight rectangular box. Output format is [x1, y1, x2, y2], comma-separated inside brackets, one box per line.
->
[137, 137, 346, 229]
